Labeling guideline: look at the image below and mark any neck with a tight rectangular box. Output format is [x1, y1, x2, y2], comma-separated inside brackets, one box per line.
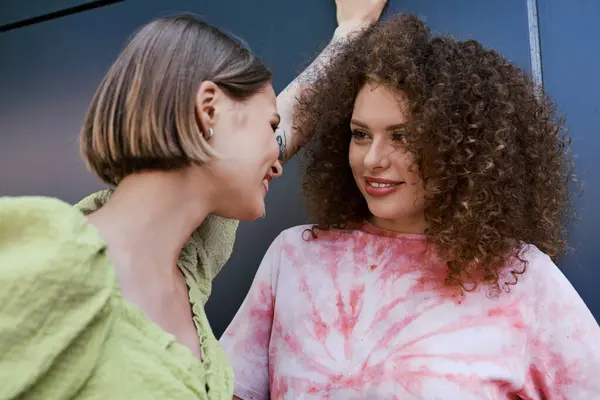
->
[87, 170, 213, 277]
[370, 214, 427, 235]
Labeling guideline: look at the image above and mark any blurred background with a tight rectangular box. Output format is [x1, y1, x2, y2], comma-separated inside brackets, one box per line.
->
[1, 0, 598, 336]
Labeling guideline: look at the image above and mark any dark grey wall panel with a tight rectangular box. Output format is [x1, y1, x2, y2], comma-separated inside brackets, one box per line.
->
[0, 0, 109, 28]
[387, 0, 531, 74]
[0, 0, 533, 337]
[537, 0, 600, 319]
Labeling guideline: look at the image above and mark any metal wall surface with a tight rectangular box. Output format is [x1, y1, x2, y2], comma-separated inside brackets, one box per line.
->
[0, 1, 571, 338]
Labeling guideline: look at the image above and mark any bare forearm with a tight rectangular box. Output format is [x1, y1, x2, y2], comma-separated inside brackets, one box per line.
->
[275, 28, 357, 164]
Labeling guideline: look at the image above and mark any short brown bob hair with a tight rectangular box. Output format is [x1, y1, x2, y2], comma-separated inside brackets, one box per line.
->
[80, 14, 272, 186]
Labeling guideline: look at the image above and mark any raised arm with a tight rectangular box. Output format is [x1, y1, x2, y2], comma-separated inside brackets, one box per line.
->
[275, 0, 387, 164]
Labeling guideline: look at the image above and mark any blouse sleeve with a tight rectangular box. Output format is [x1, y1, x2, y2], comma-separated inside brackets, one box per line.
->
[219, 234, 282, 400]
[190, 215, 240, 305]
[523, 250, 600, 399]
[0, 196, 116, 399]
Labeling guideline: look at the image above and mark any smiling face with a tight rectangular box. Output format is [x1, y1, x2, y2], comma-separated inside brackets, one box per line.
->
[348, 82, 426, 233]
[195, 82, 283, 221]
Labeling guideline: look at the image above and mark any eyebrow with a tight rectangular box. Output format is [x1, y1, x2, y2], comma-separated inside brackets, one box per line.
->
[350, 118, 407, 131]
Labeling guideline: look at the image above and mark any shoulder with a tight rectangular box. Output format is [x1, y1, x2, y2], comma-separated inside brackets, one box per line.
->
[516, 246, 600, 395]
[277, 224, 313, 240]
[497, 244, 573, 302]
[270, 224, 371, 260]
[75, 189, 113, 215]
[514, 244, 596, 324]
[0, 196, 117, 398]
[275, 223, 394, 247]
[515, 244, 570, 290]
[1, 195, 105, 252]
[184, 215, 239, 305]
[0, 195, 114, 294]
[191, 215, 239, 269]
[276, 224, 359, 242]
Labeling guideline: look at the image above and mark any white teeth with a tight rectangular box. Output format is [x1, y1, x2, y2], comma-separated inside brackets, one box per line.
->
[368, 182, 398, 188]
[263, 179, 269, 191]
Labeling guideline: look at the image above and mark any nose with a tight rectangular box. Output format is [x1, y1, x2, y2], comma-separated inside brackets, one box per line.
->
[363, 140, 391, 170]
[271, 160, 283, 178]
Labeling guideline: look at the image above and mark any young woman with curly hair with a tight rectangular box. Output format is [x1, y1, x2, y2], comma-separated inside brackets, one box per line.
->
[220, 13, 600, 399]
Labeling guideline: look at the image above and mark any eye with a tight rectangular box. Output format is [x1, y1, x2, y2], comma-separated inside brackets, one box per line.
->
[270, 114, 281, 133]
[350, 130, 370, 141]
[392, 131, 407, 143]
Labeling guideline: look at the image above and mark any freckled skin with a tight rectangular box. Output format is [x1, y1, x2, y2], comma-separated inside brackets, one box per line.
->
[220, 225, 600, 399]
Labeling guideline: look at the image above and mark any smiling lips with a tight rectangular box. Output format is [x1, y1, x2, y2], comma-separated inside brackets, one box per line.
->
[263, 174, 272, 194]
[364, 177, 404, 197]
[263, 175, 403, 196]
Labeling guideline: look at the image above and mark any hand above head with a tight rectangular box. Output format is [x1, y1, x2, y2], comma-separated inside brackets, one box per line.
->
[335, 0, 388, 35]
[273, 0, 388, 164]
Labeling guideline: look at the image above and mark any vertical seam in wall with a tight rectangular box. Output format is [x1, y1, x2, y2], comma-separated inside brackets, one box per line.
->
[527, 0, 544, 89]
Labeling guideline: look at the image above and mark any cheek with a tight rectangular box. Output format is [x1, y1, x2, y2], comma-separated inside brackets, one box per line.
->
[258, 127, 278, 163]
[348, 144, 364, 176]
[210, 113, 241, 154]
[247, 117, 278, 164]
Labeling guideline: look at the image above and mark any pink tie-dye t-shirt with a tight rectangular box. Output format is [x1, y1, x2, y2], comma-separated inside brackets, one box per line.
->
[220, 224, 600, 399]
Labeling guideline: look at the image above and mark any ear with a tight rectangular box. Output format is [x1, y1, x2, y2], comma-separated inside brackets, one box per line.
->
[195, 80, 221, 135]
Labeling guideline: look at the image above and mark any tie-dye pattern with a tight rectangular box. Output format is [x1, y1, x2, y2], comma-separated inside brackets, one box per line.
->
[220, 224, 600, 399]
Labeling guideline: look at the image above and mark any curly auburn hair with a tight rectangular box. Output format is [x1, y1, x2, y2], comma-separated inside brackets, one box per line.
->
[294, 14, 575, 292]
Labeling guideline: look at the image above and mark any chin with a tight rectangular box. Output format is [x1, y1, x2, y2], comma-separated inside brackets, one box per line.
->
[239, 211, 264, 222]
[237, 202, 266, 222]
[214, 189, 266, 221]
[366, 202, 404, 221]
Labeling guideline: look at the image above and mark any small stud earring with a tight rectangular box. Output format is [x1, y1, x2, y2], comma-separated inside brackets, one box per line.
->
[207, 127, 214, 139]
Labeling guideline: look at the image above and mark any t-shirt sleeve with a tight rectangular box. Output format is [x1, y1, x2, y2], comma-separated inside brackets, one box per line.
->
[0, 196, 116, 399]
[219, 234, 282, 400]
[522, 250, 600, 399]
